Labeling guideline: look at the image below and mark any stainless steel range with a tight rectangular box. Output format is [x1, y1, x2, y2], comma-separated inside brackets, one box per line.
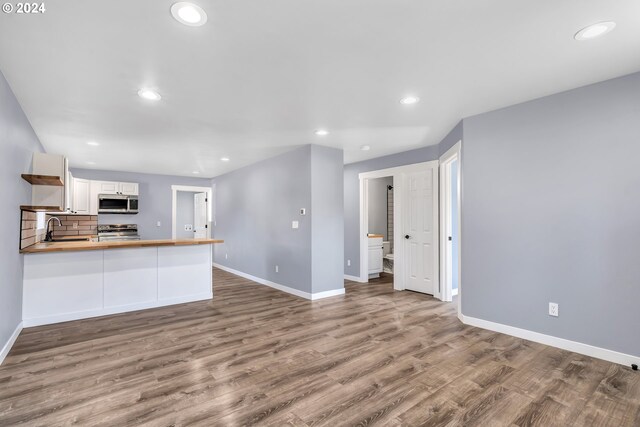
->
[97, 224, 141, 242]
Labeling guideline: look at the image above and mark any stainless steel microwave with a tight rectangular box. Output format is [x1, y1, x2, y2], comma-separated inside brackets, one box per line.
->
[98, 194, 139, 214]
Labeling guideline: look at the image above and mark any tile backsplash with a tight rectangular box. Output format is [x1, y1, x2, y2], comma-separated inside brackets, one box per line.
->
[46, 214, 98, 237]
[19, 212, 98, 249]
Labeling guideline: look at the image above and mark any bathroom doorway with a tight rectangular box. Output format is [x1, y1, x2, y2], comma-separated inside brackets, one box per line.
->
[366, 176, 394, 281]
[359, 161, 440, 298]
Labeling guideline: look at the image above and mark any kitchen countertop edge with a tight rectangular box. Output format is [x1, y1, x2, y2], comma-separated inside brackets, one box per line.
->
[21, 238, 225, 254]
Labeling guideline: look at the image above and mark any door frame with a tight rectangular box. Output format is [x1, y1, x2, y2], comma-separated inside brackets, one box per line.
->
[171, 185, 213, 239]
[439, 141, 462, 308]
[359, 161, 439, 296]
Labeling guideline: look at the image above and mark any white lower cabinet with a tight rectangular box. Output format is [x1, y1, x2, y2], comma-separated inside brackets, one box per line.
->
[368, 237, 384, 277]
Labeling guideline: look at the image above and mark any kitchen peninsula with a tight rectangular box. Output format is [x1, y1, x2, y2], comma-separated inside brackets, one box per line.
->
[21, 238, 223, 327]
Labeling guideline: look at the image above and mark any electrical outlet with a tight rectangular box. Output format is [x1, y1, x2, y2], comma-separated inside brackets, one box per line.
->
[157, 221, 161, 227]
[292, 221, 299, 229]
[300, 208, 306, 215]
[72, 223, 78, 229]
[549, 302, 559, 317]
[184, 224, 193, 231]
[225, 253, 228, 260]
[347, 259, 351, 266]
[275, 265, 279, 273]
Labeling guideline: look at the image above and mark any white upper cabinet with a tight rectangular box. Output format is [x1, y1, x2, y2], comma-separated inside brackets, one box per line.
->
[95, 181, 139, 196]
[72, 178, 90, 214]
[31, 153, 68, 211]
[119, 182, 139, 195]
[97, 181, 119, 195]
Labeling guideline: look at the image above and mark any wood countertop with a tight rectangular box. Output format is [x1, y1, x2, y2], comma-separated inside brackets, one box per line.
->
[21, 238, 224, 254]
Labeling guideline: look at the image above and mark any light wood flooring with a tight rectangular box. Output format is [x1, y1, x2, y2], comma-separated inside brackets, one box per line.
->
[1, 269, 639, 426]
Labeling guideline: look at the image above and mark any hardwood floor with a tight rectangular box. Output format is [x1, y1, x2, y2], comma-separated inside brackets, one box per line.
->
[1, 269, 638, 426]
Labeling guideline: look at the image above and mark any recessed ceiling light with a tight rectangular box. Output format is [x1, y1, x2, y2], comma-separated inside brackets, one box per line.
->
[87, 141, 100, 146]
[138, 88, 161, 101]
[400, 96, 420, 105]
[574, 21, 616, 40]
[361, 145, 371, 151]
[86, 161, 96, 165]
[171, 2, 207, 27]
[192, 170, 200, 174]
[220, 157, 230, 162]
[315, 129, 329, 136]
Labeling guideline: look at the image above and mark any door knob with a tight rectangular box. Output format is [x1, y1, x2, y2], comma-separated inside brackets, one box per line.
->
[405, 234, 410, 239]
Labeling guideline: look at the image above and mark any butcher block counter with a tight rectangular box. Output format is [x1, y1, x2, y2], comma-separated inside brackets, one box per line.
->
[21, 238, 223, 254]
[22, 238, 223, 327]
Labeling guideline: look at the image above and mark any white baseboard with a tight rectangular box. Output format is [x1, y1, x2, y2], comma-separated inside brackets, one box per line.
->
[459, 313, 638, 367]
[22, 293, 213, 328]
[214, 263, 345, 300]
[0, 321, 23, 365]
[344, 274, 366, 283]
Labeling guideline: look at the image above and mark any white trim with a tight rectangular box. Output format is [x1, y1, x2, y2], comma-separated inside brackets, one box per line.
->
[171, 185, 213, 240]
[439, 141, 462, 316]
[312, 289, 347, 300]
[214, 263, 345, 300]
[359, 161, 438, 292]
[459, 313, 639, 367]
[22, 293, 213, 328]
[439, 141, 461, 304]
[0, 321, 23, 365]
[452, 288, 458, 296]
[344, 274, 365, 283]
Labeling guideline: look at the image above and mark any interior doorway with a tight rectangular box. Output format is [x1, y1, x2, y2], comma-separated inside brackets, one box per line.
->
[171, 185, 213, 239]
[359, 161, 440, 299]
[439, 141, 462, 304]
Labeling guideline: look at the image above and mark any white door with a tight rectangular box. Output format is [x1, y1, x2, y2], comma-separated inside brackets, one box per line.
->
[193, 193, 208, 239]
[403, 164, 439, 295]
[72, 178, 90, 215]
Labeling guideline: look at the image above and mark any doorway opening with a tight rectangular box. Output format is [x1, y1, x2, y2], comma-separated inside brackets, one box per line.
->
[359, 161, 440, 298]
[366, 176, 394, 283]
[171, 185, 213, 240]
[439, 141, 462, 307]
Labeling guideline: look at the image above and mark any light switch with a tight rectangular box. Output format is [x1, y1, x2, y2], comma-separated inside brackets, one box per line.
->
[292, 221, 299, 229]
[157, 221, 161, 227]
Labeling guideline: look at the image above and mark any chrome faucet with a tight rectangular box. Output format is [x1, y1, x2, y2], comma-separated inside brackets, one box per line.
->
[44, 217, 62, 242]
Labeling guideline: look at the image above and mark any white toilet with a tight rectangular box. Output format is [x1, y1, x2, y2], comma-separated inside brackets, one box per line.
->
[383, 241, 394, 273]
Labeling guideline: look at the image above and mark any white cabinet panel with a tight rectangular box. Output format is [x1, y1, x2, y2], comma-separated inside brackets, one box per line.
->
[72, 178, 90, 214]
[119, 182, 139, 195]
[104, 248, 158, 308]
[23, 251, 103, 320]
[89, 181, 100, 215]
[98, 181, 119, 195]
[368, 247, 383, 273]
[158, 245, 212, 299]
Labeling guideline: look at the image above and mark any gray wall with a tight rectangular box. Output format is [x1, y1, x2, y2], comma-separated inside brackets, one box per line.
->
[212, 145, 344, 295]
[0, 70, 45, 354]
[310, 145, 344, 293]
[71, 168, 211, 240]
[343, 121, 462, 277]
[368, 177, 393, 240]
[462, 71, 640, 357]
[175, 191, 197, 239]
[212, 146, 313, 293]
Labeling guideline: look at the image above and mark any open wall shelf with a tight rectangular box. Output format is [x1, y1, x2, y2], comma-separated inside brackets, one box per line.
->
[21, 174, 64, 186]
[20, 205, 63, 212]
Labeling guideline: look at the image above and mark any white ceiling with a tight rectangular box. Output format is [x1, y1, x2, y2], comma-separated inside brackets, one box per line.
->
[1, 0, 639, 178]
